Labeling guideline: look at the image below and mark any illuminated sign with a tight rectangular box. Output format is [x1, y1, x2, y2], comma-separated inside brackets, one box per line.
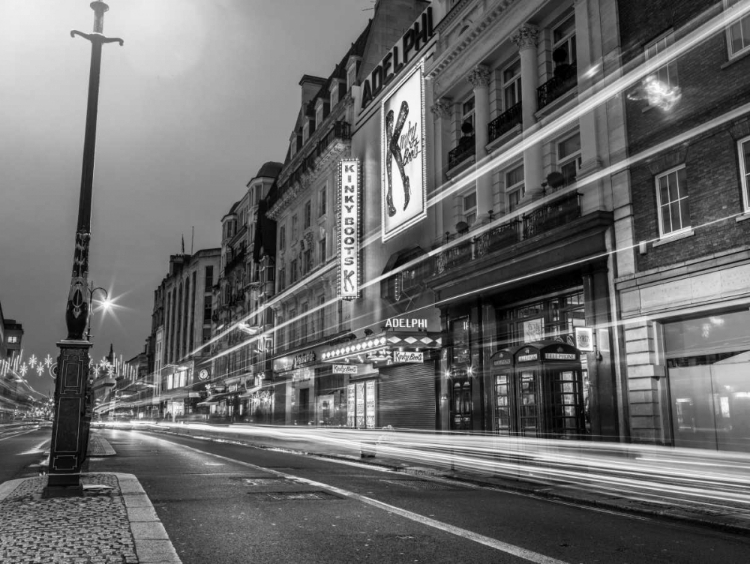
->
[545, 353, 577, 360]
[517, 354, 538, 363]
[292, 351, 316, 369]
[339, 158, 361, 299]
[381, 62, 426, 241]
[360, 7, 434, 112]
[575, 327, 594, 352]
[385, 317, 427, 329]
[493, 359, 511, 366]
[332, 364, 358, 374]
[393, 351, 423, 363]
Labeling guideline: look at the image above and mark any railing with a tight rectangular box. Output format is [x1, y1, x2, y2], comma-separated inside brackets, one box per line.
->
[224, 247, 246, 273]
[432, 192, 581, 277]
[280, 121, 351, 196]
[523, 192, 582, 239]
[488, 102, 522, 143]
[447, 137, 475, 170]
[537, 64, 577, 110]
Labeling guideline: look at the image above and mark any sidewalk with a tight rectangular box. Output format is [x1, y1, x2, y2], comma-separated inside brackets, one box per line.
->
[146, 422, 750, 536]
[0, 433, 181, 564]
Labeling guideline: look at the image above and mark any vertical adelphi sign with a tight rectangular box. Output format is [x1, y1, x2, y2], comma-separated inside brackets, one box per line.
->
[339, 158, 361, 299]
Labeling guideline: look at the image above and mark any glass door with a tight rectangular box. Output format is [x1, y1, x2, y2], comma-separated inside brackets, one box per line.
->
[451, 380, 473, 431]
[494, 373, 513, 434]
[518, 370, 539, 437]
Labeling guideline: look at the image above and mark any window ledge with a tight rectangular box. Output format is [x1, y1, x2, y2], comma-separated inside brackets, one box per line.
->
[652, 228, 695, 247]
[736, 211, 750, 222]
[721, 48, 750, 69]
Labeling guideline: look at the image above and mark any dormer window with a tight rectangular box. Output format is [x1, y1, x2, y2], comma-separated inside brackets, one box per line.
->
[290, 132, 297, 158]
[315, 98, 328, 129]
[330, 82, 339, 107]
[302, 121, 310, 143]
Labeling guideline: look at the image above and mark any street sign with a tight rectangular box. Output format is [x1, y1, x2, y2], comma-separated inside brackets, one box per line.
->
[332, 364, 357, 374]
[393, 351, 423, 363]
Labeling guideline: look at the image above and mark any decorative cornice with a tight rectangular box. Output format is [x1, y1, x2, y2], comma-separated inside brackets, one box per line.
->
[427, 0, 516, 81]
[467, 65, 491, 88]
[510, 25, 539, 51]
[430, 97, 453, 120]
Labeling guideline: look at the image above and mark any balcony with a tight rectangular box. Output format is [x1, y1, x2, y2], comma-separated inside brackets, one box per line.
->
[224, 247, 246, 274]
[488, 103, 522, 144]
[447, 137, 475, 170]
[431, 192, 582, 278]
[522, 191, 581, 239]
[537, 64, 577, 111]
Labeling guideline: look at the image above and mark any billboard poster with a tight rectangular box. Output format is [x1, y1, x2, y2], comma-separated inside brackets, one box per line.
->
[356, 382, 366, 428]
[381, 62, 426, 241]
[365, 380, 377, 429]
[347, 384, 356, 428]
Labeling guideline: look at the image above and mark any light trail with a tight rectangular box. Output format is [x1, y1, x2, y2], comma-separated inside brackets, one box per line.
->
[118, 421, 750, 519]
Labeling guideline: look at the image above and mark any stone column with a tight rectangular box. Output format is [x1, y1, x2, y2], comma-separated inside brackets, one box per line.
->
[511, 25, 544, 202]
[430, 98, 454, 238]
[468, 66, 493, 223]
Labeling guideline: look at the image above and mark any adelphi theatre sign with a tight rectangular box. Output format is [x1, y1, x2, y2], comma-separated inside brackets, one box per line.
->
[339, 158, 361, 300]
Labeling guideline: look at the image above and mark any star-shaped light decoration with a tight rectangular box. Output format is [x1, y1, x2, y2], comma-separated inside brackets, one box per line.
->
[44, 355, 54, 368]
[28, 355, 37, 368]
[19, 364, 28, 376]
[107, 366, 114, 378]
[36, 365, 44, 376]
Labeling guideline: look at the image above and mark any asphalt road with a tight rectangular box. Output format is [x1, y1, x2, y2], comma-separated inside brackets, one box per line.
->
[82, 428, 750, 564]
[0, 424, 50, 483]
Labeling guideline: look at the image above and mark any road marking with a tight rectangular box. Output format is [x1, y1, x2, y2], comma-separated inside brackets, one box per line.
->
[163, 439, 570, 564]
[0, 427, 42, 442]
[17, 438, 50, 455]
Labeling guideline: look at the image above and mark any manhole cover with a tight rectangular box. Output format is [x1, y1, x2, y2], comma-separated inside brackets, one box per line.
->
[380, 479, 458, 491]
[247, 490, 341, 501]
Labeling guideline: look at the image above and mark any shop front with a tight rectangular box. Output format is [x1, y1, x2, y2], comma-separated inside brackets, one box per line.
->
[321, 329, 441, 430]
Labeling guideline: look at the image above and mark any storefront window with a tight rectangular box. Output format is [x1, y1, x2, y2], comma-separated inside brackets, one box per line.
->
[452, 317, 471, 365]
[497, 290, 584, 348]
[665, 310, 750, 452]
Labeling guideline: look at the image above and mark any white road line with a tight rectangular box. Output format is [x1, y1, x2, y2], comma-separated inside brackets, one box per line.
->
[17, 438, 50, 455]
[163, 439, 570, 564]
[0, 428, 42, 442]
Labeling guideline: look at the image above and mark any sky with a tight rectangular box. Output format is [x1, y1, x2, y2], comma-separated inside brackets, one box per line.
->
[0, 0, 376, 396]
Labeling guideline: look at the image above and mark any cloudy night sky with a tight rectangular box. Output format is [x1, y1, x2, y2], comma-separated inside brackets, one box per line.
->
[0, 0, 374, 396]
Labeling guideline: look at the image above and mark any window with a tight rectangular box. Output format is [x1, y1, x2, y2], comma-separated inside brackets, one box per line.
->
[557, 133, 581, 187]
[506, 163, 525, 212]
[205, 266, 213, 288]
[302, 122, 310, 144]
[319, 235, 327, 264]
[463, 192, 477, 225]
[279, 225, 286, 251]
[726, 0, 750, 58]
[738, 136, 750, 211]
[330, 82, 339, 107]
[461, 96, 475, 132]
[316, 105, 324, 128]
[8, 336, 18, 344]
[318, 295, 326, 338]
[553, 15, 577, 66]
[301, 302, 309, 342]
[292, 215, 298, 239]
[304, 201, 312, 229]
[645, 32, 678, 92]
[656, 166, 690, 236]
[202, 327, 211, 344]
[502, 59, 522, 110]
[289, 309, 297, 346]
[291, 259, 298, 284]
[303, 248, 312, 274]
[319, 185, 327, 216]
[278, 268, 285, 290]
[203, 295, 212, 323]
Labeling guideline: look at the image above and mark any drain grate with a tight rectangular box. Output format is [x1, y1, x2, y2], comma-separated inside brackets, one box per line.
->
[380, 479, 458, 491]
[247, 490, 342, 501]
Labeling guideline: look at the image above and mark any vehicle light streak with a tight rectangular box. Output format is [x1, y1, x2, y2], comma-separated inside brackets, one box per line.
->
[110, 421, 750, 517]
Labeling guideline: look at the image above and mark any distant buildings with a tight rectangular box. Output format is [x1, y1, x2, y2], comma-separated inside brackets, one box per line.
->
[0, 300, 27, 420]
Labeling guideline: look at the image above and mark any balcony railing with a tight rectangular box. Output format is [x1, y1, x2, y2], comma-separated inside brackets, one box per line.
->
[282, 121, 351, 196]
[488, 102, 522, 143]
[448, 137, 475, 170]
[224, 247, 246, 273]
[537, 64, 577, 110]
[432, 192, 582, 277]
[522, 191, 581, 239]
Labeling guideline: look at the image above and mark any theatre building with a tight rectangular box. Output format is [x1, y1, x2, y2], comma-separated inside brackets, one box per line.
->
[316, 0, 626, 436]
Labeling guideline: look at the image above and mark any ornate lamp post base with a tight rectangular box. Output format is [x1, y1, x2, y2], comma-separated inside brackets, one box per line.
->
[43, 340, 93, 498]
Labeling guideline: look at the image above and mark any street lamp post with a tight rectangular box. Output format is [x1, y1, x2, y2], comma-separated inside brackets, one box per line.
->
[45, 2, 123, 497]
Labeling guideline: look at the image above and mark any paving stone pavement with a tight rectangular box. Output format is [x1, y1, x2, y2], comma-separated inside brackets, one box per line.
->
[0, 436, 180, 564]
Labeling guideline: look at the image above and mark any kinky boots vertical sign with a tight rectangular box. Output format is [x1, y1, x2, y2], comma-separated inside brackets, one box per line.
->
[339, 159, 361, 300]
